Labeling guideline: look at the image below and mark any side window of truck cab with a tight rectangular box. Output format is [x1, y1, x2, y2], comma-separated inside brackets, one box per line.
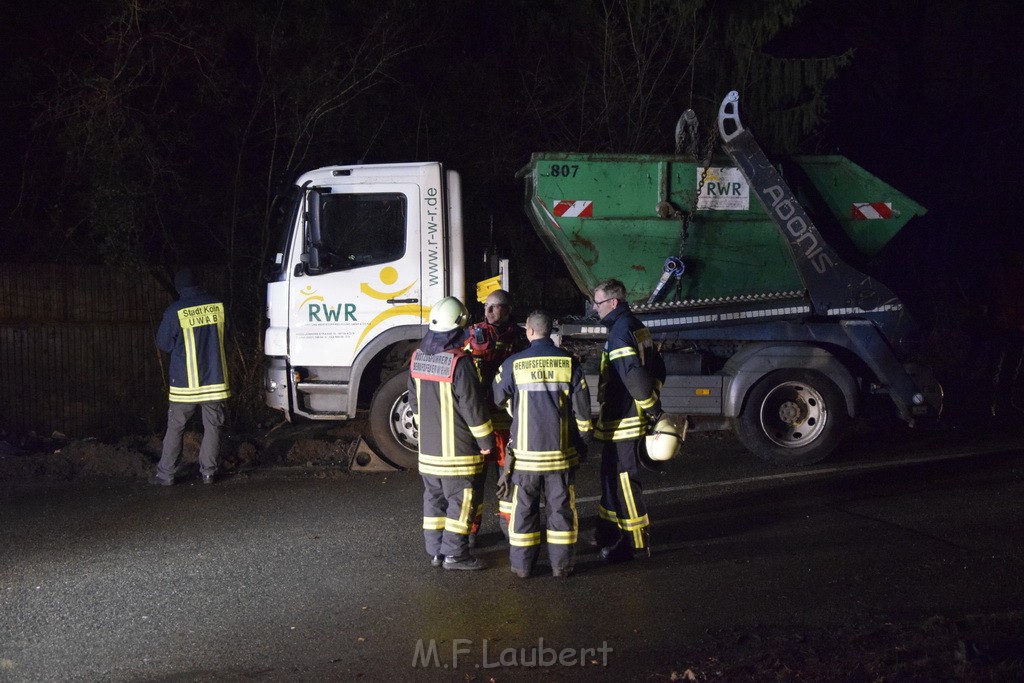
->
[318, 192, 407, 272]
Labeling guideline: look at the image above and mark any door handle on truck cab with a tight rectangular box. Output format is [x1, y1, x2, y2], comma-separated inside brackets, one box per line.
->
[387, 298, 419, 304]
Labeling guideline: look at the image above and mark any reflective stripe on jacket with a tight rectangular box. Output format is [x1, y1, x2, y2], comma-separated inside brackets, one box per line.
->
[595, 305, 665, 441]
[408, 348, 495, 477]
[492, 338, 592, 472]
[156, 286, 231, 403]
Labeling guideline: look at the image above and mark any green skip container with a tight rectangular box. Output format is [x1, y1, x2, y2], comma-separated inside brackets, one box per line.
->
[519, 153, 926, 305]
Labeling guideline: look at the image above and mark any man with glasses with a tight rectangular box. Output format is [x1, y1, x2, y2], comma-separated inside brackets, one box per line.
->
[463, 289, 528, 545]
[590, 279, 666, 562]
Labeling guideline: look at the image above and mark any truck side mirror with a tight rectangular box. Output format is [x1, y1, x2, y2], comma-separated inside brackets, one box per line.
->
[301, 187, 324, 275]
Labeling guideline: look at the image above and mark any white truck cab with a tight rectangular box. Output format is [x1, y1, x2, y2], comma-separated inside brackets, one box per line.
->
[264, 162, 465, 467]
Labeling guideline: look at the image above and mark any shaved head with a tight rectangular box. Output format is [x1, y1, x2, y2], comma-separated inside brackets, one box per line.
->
[484, 289, 512, 326]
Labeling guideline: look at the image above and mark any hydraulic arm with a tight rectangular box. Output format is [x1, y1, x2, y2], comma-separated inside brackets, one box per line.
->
[717, 91, 902, 317]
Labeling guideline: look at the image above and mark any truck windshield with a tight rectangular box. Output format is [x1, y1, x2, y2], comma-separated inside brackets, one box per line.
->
[316, 192, 407, 272]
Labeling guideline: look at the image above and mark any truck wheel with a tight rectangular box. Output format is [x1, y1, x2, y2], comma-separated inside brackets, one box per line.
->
[734, 369, 847, 466]
[368, 371, 418, 470]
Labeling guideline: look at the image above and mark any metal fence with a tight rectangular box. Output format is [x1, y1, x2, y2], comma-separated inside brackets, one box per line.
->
[0, 264, 195, 439]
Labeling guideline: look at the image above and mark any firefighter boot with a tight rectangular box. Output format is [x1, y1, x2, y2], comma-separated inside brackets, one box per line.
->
[443, 555, 488, 571]
[599, 537, 634, 563]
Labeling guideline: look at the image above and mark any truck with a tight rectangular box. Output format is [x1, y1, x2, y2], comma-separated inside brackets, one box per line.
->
[263, 91, 941, 469]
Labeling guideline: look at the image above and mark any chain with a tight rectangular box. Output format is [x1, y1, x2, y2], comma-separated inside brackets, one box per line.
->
[678, 215, 691, 260]
[678, 129, 717, 261]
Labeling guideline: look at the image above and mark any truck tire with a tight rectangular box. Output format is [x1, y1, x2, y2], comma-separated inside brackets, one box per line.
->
[368, 370, 418, 470]
[734, 369, 847, 466]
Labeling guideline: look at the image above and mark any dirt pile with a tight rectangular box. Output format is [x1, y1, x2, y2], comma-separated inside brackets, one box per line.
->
[0, 418, 370, 490]
[0, 438, 152, 487]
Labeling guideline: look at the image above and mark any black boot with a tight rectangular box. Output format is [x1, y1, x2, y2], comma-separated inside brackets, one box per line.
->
[599, 538, 634, 563]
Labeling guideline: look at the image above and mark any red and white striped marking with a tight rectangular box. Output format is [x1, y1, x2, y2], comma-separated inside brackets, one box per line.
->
[552, 200, 593, 218]
[851, 202, 893, 220]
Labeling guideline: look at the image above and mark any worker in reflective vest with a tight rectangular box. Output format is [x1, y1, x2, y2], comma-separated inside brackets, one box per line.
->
[591, 278, 665, 562]
[492, 309, 592, 578]
[463, 288, 528, 544]
[409, 297, 495, 571]
[152, 268, 231, 486]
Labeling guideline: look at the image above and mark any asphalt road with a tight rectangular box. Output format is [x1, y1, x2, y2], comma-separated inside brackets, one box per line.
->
[2, 422, 1024, 682]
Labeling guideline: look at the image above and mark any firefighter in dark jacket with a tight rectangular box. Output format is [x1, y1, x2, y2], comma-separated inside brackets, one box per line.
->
[492, 310, 592, 578]
[408, 296, 496, 571]
[463, 288, 528, 544]
[590, 278, 665, 562]
[152, 268, 231, 486]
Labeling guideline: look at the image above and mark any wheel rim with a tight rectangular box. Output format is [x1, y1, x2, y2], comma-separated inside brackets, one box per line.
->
[758, 381, 828, 448]
[388, 390, 418, 452]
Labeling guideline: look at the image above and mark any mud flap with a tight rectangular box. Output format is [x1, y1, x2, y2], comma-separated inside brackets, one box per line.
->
[350, 437, 402, 473]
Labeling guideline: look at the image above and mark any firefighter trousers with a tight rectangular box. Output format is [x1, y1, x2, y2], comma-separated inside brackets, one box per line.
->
[470, 430, 511, 538]
[508, 469, 577, 575]
[421, 474, 478, 560]
[595, 439, 650, 550]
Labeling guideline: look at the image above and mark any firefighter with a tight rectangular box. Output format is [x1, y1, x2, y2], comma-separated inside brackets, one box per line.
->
[408, 296, 495, 571]
[590, 278, 666, 562]
[152, 267, 231, 486]
[492, 310, 592, 578]
[463, 289, 528, 545]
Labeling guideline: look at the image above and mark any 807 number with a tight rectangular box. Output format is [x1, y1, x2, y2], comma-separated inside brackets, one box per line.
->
[549, 164, 579, 177]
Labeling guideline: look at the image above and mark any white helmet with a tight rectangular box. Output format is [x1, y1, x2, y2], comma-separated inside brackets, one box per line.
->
[428, 296, 469, 332]
[644, 417, 684, 462]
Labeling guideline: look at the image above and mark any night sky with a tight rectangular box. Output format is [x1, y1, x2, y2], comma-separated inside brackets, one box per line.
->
[1, 0, 1022, 323]
[763, 0, 1024, 331]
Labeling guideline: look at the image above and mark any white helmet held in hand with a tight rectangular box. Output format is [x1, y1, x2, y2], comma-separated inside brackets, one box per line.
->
[645, 416, 684, 462]
[428, 296, 469, 332]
